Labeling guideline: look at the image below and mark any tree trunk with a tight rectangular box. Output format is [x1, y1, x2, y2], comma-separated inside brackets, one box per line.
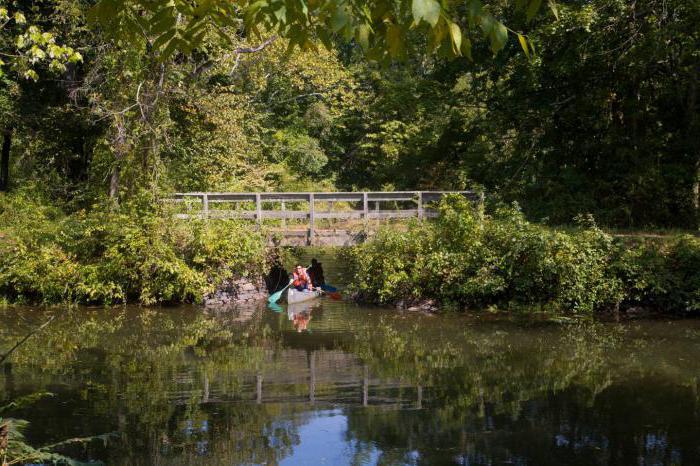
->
[109, 118, 128, 203]
[0, 127, 12, 192]
[694, 160, 700, 229]
[109, 163, 120, 200]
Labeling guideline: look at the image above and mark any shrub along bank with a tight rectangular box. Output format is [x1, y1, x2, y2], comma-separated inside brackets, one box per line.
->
[0, 192, 268, 305]
[345, 197, 700, 315]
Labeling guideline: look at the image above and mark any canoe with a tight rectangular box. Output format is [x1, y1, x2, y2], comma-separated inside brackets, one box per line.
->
[287, 288, 323, 304]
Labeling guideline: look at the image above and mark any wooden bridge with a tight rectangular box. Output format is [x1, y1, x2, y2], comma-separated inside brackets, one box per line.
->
[165, 191, 482, 246]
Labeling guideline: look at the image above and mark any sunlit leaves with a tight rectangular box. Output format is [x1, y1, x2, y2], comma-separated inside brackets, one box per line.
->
[548, 0, 559, 20]
[448, 21, 462, 55]
[88, 0, 553, 63]
[0, 6, 82, 80]
[412, 0, 441, 27]
[517, 33, 530, 59]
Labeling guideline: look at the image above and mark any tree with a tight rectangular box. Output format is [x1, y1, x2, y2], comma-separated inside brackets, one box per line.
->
[0, 3, 81, 192]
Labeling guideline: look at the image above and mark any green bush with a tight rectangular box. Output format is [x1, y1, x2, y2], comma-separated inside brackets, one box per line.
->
[0, 192, 268, 305]
[347, 196, 697, 314]
[613, 235, 700, 313]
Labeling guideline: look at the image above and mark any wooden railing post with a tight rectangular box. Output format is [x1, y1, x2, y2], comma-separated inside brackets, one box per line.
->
[255, 193, 262, 227]
[308, 193, 315, 245]
[281, 200, 286, 229]
[202, 193, 209, 220]
[417, 191, 424, 220]
[362, 192, 368, 225]
[479, 192, 485, 229]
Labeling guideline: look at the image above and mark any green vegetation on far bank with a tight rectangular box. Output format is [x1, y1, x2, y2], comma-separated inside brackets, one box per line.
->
[0, 190, 267, 305]
[2, 191, 699, 315]
[0, 0, 698, 311]
[345, 197, 700, 315]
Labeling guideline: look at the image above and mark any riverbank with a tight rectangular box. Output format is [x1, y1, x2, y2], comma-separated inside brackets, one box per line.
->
[2, 192, 698, 314]
[0, 192, 269, 305]
[344, 197, 700, 316]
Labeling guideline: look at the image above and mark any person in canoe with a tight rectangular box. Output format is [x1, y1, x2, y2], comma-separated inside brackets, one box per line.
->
[307, 258, 325, 287]
[292, 264, 314, 291]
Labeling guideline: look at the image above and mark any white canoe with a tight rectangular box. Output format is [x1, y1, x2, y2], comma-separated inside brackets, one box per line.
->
[287, 288, 323, 304]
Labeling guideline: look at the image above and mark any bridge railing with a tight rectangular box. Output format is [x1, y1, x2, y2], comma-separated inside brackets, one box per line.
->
[163, 191, 482, 243]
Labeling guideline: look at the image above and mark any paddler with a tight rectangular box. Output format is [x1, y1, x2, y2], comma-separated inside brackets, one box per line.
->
[292, 264, 314, 291]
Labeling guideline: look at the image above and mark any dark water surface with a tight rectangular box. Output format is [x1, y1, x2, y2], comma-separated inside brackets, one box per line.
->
[2, 303, 700, 465]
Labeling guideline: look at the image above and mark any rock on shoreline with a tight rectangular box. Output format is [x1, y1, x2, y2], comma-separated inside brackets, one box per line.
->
[203, 277, 268, 307]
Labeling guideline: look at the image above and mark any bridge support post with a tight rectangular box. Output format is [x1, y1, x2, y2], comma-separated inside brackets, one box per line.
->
[255, 193, 262, 228]
[281, 201, 286, 229]
[417, 192, 424, 220]
[308, 193, 315, 246]
[362, 192, 368, 225]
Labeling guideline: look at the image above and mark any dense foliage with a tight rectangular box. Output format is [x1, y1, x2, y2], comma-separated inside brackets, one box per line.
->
[0, 191, 267, 304]
[0, 0, 697, 306]
[346, 196, 700, 314]
[1, 0, 697, 228]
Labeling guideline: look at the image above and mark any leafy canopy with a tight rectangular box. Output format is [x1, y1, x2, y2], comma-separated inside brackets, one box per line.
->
[0, 4, 82, 80]
[90, 0, 557, 61]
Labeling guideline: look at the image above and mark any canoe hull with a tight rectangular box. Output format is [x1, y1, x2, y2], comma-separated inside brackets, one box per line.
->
[287, 288, 322, 304]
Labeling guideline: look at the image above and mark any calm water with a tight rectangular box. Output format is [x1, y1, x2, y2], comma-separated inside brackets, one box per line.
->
[2, 302, 700, 465]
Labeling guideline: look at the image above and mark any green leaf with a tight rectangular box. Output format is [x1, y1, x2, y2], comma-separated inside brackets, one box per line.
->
[356, 24, 370, 50]
[412, 0, 441, 27]
[386, 24, 402, 57]
[548, 0, 559, 20]
[161, 36, 181, 59]
[517, 33, 530, 59]
[149, 6, 176, 28]
[193, 0, 215, 17]
[490, 21, 508, 54]
[330, 6, 349, 32]
[151, 15, 177, 36]
[526, 0, 543, 22]
[448, 21, 462, 55]
[460, 36, 473, 61]
[273, 5, 287, 22]
[466, 0, 482, 28]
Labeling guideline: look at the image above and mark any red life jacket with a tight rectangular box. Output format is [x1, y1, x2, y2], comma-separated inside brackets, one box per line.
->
[293, 270, 310, 287]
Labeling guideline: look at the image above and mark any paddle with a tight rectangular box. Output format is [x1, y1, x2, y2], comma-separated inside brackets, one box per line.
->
[268, 279, 293, 305]
[320, 284, 342, 300]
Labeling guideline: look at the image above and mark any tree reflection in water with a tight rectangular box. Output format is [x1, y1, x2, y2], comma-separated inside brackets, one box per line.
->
[0, 305, 699, 465]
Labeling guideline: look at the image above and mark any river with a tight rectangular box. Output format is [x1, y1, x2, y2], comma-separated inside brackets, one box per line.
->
[1, 301, 700, 465]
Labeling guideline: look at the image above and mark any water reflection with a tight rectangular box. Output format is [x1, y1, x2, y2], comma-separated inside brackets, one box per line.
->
[1, 304, 699, 465]
[287, 302, 321, 333]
